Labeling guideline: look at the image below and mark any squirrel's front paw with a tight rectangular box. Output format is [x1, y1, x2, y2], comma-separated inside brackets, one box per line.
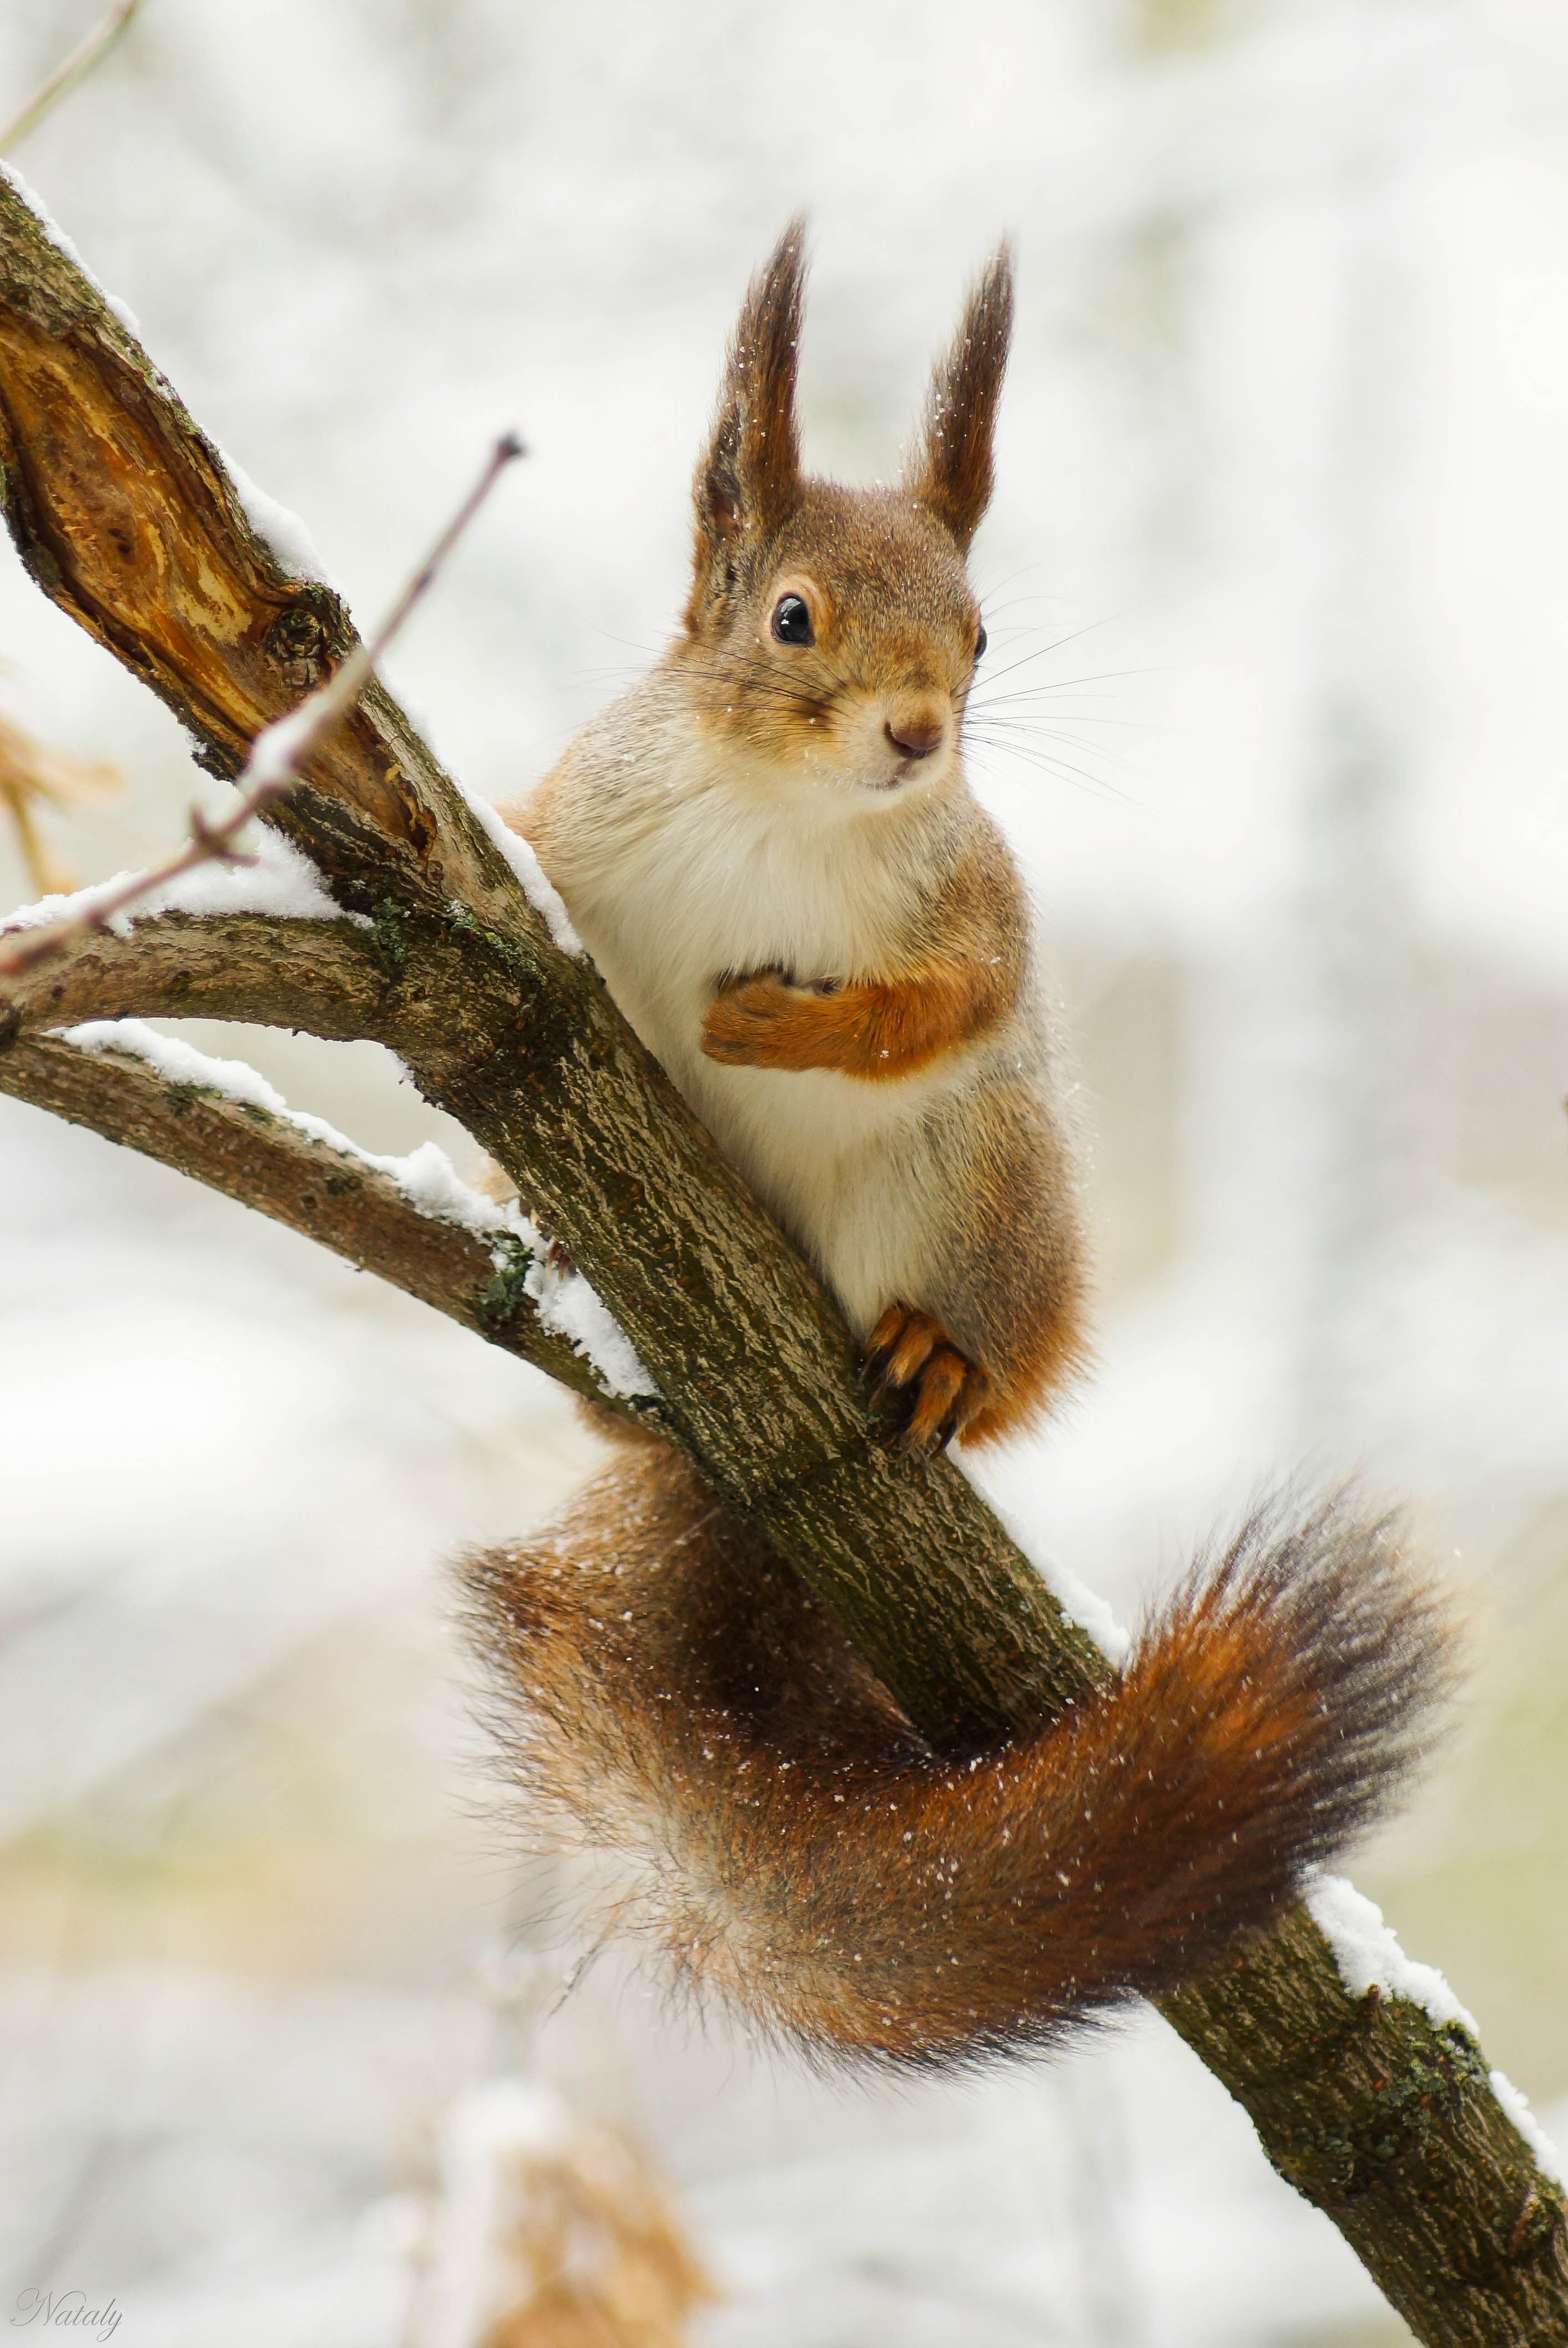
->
[864, 1304, 994, 1454]
[700, 968, 842, 1068]
[700, 968, 790, 1064]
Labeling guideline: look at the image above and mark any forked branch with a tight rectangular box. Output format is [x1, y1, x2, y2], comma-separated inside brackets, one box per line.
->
[0, 432, 523, 979]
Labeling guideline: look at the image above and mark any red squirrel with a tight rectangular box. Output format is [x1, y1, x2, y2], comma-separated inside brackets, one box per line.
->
[465, 226, 1454, 2071]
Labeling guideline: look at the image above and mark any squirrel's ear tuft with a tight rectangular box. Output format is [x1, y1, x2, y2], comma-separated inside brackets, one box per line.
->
[687, 219, 806, 625]
[905, 243, 1013, 555]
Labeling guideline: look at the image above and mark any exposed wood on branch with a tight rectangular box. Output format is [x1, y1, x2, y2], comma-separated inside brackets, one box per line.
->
[0, 172, 1561, 2343]
[0, 432, 522, 979]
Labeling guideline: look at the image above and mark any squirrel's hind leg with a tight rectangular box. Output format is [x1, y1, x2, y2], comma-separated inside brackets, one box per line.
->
[864, 1304, 995, 1451]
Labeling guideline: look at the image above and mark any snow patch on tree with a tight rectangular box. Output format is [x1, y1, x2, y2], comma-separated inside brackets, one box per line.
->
[1488, 2068, 1567, 2189]
[1305, 1872, 1479, 2037]
[0, 159, 140, 340]
[219, 449, 342, 593]
[58, 1019, 658, 1402]
[450, 780, 584, 957]
[1, 827, 362, 935]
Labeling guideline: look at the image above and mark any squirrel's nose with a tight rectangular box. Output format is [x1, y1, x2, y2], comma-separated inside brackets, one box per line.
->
[884, 708, 946, 761]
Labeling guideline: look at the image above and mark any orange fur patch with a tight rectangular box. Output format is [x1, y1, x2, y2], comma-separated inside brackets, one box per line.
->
[701, 955, 1008, 1082]
[961, 1289, 1089, 1445]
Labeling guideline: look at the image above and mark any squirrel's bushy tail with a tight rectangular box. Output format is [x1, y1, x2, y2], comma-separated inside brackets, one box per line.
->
[462, 1447, 1454, 2072]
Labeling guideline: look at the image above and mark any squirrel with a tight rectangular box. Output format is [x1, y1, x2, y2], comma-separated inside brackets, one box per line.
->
[463, 224, 1455, 2072]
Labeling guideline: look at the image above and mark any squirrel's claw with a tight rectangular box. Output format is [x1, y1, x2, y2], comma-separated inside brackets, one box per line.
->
[931, 1362, 996, 1453]
[864, 1304, 994, 1453]
[865, 1305, 944, 1394]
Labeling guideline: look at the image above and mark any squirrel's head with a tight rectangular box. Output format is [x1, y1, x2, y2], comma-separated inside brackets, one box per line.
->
[677, 221, 1009, 807]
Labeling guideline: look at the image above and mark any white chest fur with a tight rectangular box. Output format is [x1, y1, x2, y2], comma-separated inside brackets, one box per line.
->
[531, 724, 967, 1333]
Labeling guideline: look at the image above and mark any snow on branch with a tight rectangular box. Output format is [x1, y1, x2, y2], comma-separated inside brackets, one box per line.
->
[61, 1017, 656, 1400]
[0, 1020, 658, 1421]
[1489, 2073, 1568, 2194]
[1305, 1873, 1566, 2191]
[447, 777, 583, 957]
[1306, 1872, 1481, 2040]
[1, 823, 355, 941]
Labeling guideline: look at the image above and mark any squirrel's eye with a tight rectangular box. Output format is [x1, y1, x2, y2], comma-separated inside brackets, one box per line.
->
[974, 622, 988, 663]
[771, 594, 814, 647]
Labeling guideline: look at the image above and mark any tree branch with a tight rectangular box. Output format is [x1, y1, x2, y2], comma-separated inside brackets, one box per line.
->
[0, 172, 1561, 2341]
[0, 894, 1102, 1741]
[0, 431, 522, 980]
[1, 907, 393, 1037]
[0, 1024, 629, 1415]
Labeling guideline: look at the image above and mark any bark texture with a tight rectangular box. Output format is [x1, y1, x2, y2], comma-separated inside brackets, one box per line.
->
[1164, 1919, 1568, 2340]
[0, 1017, 615, 1413]
[0, 175, 1562, 2341]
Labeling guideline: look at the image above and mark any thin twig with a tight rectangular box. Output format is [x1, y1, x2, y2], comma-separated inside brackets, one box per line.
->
[0, 0, 142, 153]
[0, 433, 524, 981]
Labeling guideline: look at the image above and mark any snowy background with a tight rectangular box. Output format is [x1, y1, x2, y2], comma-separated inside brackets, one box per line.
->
[2, 0, 1566, 2341]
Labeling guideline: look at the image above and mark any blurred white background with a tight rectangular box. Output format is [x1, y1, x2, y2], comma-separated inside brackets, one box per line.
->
[1, 1, 1565, 2341]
